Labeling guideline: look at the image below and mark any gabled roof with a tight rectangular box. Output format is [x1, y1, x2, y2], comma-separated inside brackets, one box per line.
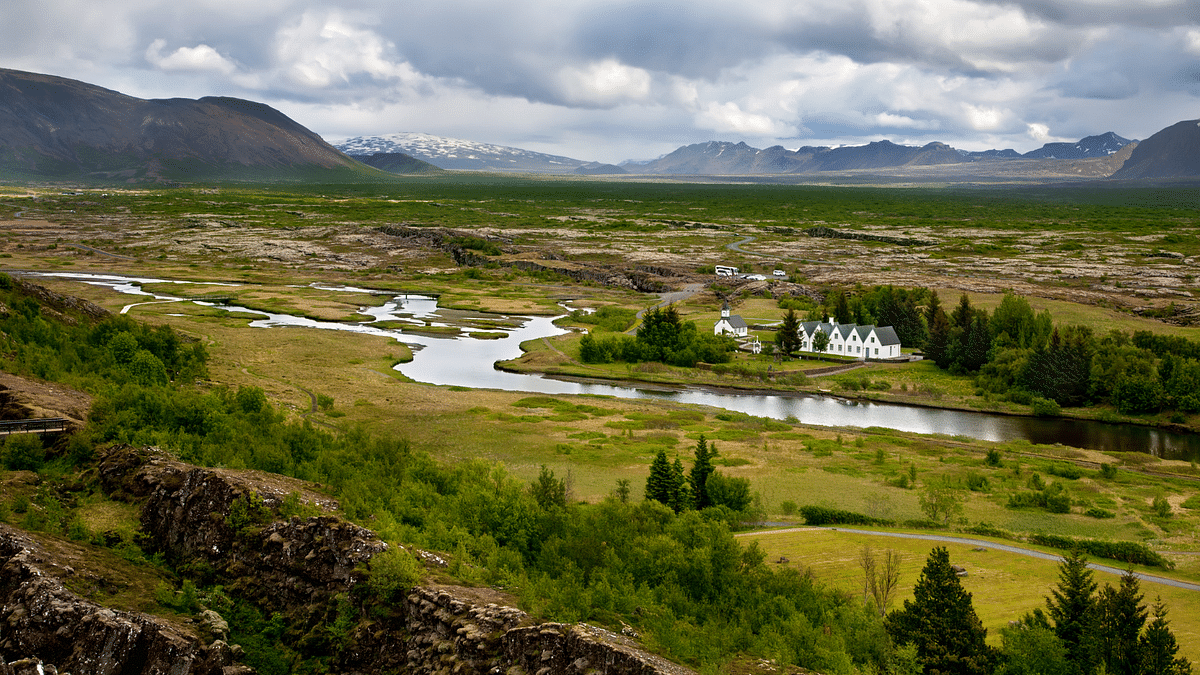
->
[717, 315, 748, 329]
[874, 326, 901, 346]
[855, 325, 875, 341]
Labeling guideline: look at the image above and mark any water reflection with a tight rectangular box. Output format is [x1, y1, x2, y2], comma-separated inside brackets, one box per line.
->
[22, 272, 1200, 460]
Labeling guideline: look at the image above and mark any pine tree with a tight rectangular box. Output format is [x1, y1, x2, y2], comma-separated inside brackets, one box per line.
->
[689, 434, 718, 509]
[833, 290, 852, 325]
[669, 457, 690, 513]
[1046, 550, 1099, 675]
[645, 449, 673, 505]
[1097, 569, 1147, 675]
[1138, 598, 1192, 675]
[884, 546, 993, 675]
[777, 309, 801, 357]
[926, 303, 952, 370]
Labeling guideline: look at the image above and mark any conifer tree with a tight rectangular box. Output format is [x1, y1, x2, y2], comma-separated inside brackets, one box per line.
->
[884, 546, 993, 675]
[777, 309, 801, 357]
[1097, 569, 1147, 675]
[645, 449, 673, 505]
[831, 290, 852, 325]
[1138, 598, 1192, 675]
[689, 434, 718, 509]
[926, 306, 952, 370]
[1046, 550, 1099, 675]
[669, 456, 690, 513]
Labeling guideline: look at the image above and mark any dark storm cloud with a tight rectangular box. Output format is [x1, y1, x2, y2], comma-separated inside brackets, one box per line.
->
[1, 0, 1199, 162]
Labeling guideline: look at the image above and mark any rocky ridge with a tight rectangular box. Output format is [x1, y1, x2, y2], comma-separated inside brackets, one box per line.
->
[0, 524, 244, 674]
[0, 444, 697, 675]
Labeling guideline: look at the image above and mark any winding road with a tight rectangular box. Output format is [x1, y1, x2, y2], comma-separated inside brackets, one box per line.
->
[738, 526, 1200, 592]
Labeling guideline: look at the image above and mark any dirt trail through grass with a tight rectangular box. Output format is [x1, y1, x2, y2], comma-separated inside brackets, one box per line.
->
[739, 526, 1200, 592]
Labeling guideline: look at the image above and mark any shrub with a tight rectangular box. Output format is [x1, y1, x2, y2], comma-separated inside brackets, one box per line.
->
[984, 449, 1002, 467]
[1046, 463, 1082, 480]
[1152, 495, 1172, 518]
[964, 471, 990, 492]
[368, 547, 423, 602]
[1098, 463, 1118, 480]
[1030, 397, 1061, 417]
[780, 500, 798, 516]
[1, 434, 45, 472]
[799, 505, 892, 526]
[1084, 507, 1115, 519]
[1027, 533, 1171, 569]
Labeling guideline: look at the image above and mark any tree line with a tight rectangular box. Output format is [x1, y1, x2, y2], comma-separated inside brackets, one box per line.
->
[579, 305, 734, 367]
[887, 547, 1191, 675]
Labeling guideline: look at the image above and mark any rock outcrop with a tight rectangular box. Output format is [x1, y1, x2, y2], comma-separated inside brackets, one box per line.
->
[92, 445, 695, 675]
[0, 524, 244, 674]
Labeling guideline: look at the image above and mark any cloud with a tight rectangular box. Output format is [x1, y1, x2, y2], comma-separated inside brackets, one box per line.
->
[273, 10, 417, 89]
[2, 0, 1200, 162]
[145, 39, 237, 75]
[556, 59, 652, 107]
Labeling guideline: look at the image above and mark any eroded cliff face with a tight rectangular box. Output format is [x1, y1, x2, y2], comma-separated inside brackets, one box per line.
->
[87, 445, 695, 675]
[0, 524, 245, 675]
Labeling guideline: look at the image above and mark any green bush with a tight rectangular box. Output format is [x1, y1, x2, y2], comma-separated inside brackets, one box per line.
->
[1084, 507, 1115, 519]
[799, 505, 892, 526]
[1098, 463, 1118, 480]
[1, 434, 45, 472]
[368, 547, 423, 602]
[1027, 533, 1171, 569]
[1030, 397, 1061, 417]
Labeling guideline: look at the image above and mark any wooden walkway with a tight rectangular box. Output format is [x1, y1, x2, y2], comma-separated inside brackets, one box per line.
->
[0, 418, 69, 436]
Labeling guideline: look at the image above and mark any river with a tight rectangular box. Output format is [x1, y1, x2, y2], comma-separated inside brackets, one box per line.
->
[24, 272, 1200, 461]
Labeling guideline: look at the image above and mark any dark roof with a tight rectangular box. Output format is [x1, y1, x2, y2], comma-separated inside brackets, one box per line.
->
[724, 315, 748, 329]
[874, 326, 901, 346]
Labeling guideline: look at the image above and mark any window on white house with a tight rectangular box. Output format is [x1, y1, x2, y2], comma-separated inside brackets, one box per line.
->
[874, 348, 878, 355]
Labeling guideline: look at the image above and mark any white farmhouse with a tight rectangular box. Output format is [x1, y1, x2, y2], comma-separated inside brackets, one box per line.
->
[713, 301, 749, 337]
[798, 321, 902, 359]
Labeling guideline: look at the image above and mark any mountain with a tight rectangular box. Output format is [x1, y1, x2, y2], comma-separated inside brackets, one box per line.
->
[1021, 132, 1131, 159]
[631, 139, 963, 175]
[354, 152, 443, 175]
[0, 68, 376, 182]
[574, 162, 627, 175]
[335, 133, 590, 173]
[1110, 120, 1200, 179]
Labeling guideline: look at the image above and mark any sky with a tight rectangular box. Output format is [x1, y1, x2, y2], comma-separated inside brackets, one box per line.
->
[4, 0, 1200, 164]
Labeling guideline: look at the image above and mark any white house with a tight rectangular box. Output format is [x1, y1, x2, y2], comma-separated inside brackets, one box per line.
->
[713, 301, 749, 337]
[797, 321, 902, 359]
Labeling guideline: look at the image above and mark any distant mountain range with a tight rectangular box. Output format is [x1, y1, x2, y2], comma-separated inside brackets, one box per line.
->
[0, 68, 1196, 183]
[0, 68, 378, 182]
[622, 133, 1135, 175]
[336, 133, 590, 174]
[341, 130, 1152, 179]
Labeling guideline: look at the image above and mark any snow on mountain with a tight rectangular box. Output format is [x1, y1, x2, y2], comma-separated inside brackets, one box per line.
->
[335, 132, 589, 173]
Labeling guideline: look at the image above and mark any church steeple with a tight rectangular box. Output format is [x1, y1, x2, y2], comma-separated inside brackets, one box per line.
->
[721, 300, 730, 318]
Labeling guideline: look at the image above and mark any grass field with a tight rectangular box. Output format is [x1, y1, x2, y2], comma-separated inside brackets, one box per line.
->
[6, 177, 1200, 660]
[740, 527, 1200, 663]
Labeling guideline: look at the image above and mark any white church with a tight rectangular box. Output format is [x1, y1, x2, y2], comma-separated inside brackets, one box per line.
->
[713, 301, 749, 337]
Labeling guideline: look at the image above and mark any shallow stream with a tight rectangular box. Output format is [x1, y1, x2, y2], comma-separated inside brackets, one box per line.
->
[28, 272, 1200, 460]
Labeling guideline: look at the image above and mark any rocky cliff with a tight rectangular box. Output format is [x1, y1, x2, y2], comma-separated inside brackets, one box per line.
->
[53, 444, 692, 675]
[0, 524, 245, 674]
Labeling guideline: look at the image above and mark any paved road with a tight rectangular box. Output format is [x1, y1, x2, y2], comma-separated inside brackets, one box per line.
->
[627, 283, 706, 335]
[739, 526, 1200, 592]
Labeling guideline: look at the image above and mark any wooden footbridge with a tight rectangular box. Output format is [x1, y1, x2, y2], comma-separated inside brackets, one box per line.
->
[0, 418, 69, 436]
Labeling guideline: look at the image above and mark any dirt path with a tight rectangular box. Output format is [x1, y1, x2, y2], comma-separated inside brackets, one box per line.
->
[738, 526, 1200, 592]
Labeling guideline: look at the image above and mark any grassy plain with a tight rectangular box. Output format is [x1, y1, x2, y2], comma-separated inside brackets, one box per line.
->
[3, 177, 1200, 658]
